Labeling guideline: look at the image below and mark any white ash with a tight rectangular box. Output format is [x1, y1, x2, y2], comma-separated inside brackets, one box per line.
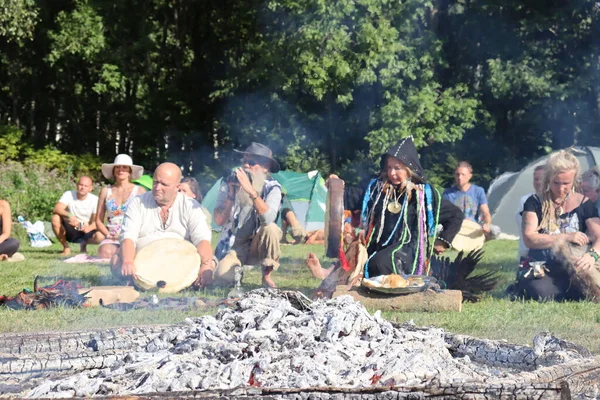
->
[20, 290, 576, 398]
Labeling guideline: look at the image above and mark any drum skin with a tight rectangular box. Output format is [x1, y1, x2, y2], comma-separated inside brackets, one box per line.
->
[133, 238, 200, 293]
[451, 219, 485, 252]
[325, 178, 345, 258]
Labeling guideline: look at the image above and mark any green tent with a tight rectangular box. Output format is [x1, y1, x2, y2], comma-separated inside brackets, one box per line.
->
[132, 175, 153, 190]
[202, 170, 328, 231]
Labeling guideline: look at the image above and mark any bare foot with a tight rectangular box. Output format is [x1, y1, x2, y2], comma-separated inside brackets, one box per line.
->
[60, 247, 71, 256]
[0, 254, 8, 261]
[262, 266, 277, 288]
[306, 253, 334, 280]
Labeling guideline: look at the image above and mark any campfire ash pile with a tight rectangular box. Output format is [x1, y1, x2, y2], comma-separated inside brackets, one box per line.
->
[1, 289, 599, 399]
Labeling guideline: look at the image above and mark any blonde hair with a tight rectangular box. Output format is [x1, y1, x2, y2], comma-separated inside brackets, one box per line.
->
[539, 150, 580, 232]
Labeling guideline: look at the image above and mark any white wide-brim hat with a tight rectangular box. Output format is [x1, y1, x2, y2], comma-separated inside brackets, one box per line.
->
[101, 154, 144, 180]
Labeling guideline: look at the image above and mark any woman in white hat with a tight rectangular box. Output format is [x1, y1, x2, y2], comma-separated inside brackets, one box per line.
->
[95, 154, 145, 259]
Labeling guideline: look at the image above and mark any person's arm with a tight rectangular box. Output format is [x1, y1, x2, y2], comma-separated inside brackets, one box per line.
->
[120, 238, 136, 276]
[257, 186, 281, 225]
[188, 203, 215, 286]
[434, 198, 464, 253]
[213, 182, 235, 226]
[95, 188, 109, 236]
[0, 200, 11, 244]
[53, 200, 78, 227]
[196, 240, 214, 286]
[119, 197, 143, 276]
[477, 188, 492, 233]
[522, 211, 587, 248]
[575, 204, 600, 271]
[235, 168, 273, 217]
[83, 213, 98, 233]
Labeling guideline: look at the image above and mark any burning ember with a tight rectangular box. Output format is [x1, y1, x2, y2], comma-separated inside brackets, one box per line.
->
[0, 289, 598, 398]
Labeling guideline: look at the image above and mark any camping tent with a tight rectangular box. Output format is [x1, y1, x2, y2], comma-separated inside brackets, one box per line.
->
[132, 175, 153, 190]
[202, 170, 328, 231]
[487, 146, 600, 236]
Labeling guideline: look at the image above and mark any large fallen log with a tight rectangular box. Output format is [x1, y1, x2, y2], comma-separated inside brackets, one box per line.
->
[100, 382, 570, 399]
[0, 325, 166, 355]
[332, 286, 463, 312]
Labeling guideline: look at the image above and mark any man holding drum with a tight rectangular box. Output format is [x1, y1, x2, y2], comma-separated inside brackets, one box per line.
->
[112, 162, 214, 288]
[213, 142, 283, 288]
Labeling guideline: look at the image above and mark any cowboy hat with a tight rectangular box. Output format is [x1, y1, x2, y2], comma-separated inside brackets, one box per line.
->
[101, 154, 144, 180]
[451, 219, 485, 252]
[234, 142, 280, 173]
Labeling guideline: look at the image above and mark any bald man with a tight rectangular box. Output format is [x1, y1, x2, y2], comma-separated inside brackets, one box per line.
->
[113, 163, 214, 287]
[51, 176, 104, 256]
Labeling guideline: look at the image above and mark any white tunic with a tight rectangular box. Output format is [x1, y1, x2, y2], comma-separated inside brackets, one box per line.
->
[120, 192, 211, 250]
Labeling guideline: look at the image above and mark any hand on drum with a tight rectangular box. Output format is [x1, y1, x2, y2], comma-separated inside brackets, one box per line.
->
[193, 261, 215, 288]
[567, 231, 590, 247]
[122, 261, 136, 277]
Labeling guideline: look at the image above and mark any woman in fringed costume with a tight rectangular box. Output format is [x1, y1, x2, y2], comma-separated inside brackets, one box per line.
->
[307, 137, 464, 296]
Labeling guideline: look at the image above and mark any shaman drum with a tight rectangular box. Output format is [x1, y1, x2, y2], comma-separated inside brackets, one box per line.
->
[133, 238, 200, 293]
[451, 219, 485, 252]
[325, 178, 345, 258]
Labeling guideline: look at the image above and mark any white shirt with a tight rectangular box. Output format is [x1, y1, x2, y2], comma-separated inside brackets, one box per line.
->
[120, 192, 211, 250]
[516, 192, 534, 259]
[58, 191, 99, 224]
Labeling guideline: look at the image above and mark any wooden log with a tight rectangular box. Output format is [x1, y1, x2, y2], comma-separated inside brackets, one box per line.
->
[101, 382, 569, 399]
[332, 286, 463, 312]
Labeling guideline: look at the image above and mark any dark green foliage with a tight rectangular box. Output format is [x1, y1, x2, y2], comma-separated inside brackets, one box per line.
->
[1, 0, 600, 189]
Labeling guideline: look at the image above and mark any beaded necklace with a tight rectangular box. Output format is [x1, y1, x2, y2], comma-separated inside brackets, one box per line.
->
[362, 182, 442, 278]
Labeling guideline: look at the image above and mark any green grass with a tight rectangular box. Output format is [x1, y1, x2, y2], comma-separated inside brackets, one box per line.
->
[2, 238, 600, 354]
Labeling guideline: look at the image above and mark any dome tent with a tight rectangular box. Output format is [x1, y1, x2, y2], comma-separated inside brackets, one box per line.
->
[201, 170, 328, 231]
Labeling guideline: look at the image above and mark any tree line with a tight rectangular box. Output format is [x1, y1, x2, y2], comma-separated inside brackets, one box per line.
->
[1, 0, 599, 188]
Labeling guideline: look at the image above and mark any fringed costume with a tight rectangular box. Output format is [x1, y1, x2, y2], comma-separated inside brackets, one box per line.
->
[315, 137, 464, 297]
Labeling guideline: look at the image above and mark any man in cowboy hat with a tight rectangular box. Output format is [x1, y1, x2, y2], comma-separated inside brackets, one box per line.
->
[213, 142, 283, 288]
[113, 162, 214, 287]
[51, 176, 105, 256]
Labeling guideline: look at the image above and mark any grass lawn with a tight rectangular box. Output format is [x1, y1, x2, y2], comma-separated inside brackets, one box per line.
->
[1, 237, 599, 353]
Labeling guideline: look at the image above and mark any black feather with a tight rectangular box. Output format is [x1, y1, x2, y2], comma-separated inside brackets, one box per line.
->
[429, 249, 499, 302]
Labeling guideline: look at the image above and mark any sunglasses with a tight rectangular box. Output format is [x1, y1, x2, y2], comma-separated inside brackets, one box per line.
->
[242, 158, 260, 167]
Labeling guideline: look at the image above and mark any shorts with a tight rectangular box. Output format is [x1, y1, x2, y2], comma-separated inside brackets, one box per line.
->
[62, 219, 97, 243]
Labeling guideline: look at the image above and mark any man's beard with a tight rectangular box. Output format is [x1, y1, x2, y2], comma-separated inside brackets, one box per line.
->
[236, 169, 267, 208]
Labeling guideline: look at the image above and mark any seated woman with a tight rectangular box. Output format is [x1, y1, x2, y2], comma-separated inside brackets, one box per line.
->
[306, 137, 464, 294]
[517, 150, 600, 301]
[179, 177, 212, 225]
[0, 200, 20, 261]
[96, 155, 145, 259]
